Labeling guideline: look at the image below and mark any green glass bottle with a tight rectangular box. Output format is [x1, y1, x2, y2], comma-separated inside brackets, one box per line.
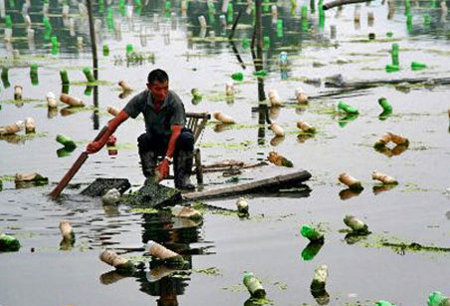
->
[51, 36, 58, 55]
[242, 37, 250, 49]
[385, 64, 400, 73]
[337, 101, 359, 115]
[276, 19, 283, 37]
[375, 301, 394, 306]
[5, 15, 12, 28]
[300, 224, 324, 242]
[411, 61, 426, 70]
[428, 291, 450, 306]
[83, 67, 96, 83]
[231, 72, 243, 81]
[30, 63, 39, 85]
[378, 97, 392, 112]
[243, 272, 266, 298]
[103, 44, 110, 56]
[56, 134, 77, 151]
[60, 69, 70, 85]
[253, 70, 267, 77]
[391, 43, 399, 66]
[227, 2, 234, 23]
[126, 43, 133, 54]
[0, 233, 21, 252]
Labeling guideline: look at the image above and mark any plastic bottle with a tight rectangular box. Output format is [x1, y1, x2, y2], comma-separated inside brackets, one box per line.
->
[375, 301, 394, 306]
[5, 15, 12, 28]
[227, 2, 233, 23]
[83, 67, 96, 83]
[30, 63, 39, 85]
[276, 19, 283, 37]
[428, 291, 450, 306]
[126, 43, 133, 54]
[60, 69, 70, 84]
[253, 70, 267, 77]
[411, 61, 426, 70]
[56, 134, 77, 150]
[279, 51, 288, 66]
[385, 64, 400, 73]
[0, 233, 21, 252]
[301, 6, 308, 31]
[378, 97, 392, 112]
[337, 101, 359, 115]
[243, 272, 266, 298]
[231, 72, 243, 81]
[242, 37, 250, 49]
[391, 43, 399, 66]
[103, 44, 109, 56]
[300, 224, 324, 242]
[51, 36, 58, 55]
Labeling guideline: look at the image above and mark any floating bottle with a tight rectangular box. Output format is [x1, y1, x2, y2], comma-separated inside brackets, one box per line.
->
[60, 69, 70, 85]
[0, 233, 21, 252]
[118, 80, 132, 91]
[338, 172, 363, 192]
[103, 44, 109, 56]
[276, 19, 283, 37]
[59, 220, 75, 242]
[213, 111, 235, 124]
[297, 121, 316, 134]
[300, 224, 324, 242]
[372, 170, 398, 185]
[295, 87, 308, 104]
[146, 240, 184, 267]
[60, 93, 84, 107]
[268, 89, 282, 107]
[411, 61, 427, 70]
[51, 36, 58, 55]
[171, 205, 203, 219]
[243, 272, 266, 298]
[428, 291, 450, 306]
[268, 151, 293, 167]
[46, 92, 58, 108]
[102, 188, 121, 205]
[24, 117, 36, 133]
[337, 101, 358, 115]
[29, 63, 39, 86]
[0, 120, 24, 136]
[99, 250, 135, 273]
[343, 214, 370, 234]
[225, 82, 234, 96]
[56, 134, 77, 150]
[107, 106, 120, 116]
[83, 67, 95, 83]
[310, 265, 328, 293]
[375, 301, 394, 306]
[269, 123, 285, 137]
[14, 85, 23, 100]
[236, 197, 249, 214]
[378, 97, 392, 112]
[231, 72, 243, 81]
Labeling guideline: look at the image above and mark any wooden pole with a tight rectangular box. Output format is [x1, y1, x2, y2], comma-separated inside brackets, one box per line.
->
[86, 0, 98, 80]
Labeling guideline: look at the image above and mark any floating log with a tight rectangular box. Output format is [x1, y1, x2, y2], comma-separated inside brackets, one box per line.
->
[325, 75, 450, 89]
[183, 170, 311, 201]
[323, 0, 373, 11]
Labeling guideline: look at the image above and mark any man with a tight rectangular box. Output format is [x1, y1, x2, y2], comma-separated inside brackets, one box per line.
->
[86, 69, 195, 190]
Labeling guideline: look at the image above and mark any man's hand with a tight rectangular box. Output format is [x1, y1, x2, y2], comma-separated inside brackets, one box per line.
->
[156, 158, 170, 181]
[86, 140, 104, 154]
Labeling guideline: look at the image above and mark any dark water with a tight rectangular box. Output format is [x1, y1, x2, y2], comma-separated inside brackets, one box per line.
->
[1, 0, 450, 305]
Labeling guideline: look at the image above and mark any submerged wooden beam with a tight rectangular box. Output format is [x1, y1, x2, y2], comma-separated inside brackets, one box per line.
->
[325, 76, 450, 89]
[323, 0, 373, 10]
[183, 170, 312, 201]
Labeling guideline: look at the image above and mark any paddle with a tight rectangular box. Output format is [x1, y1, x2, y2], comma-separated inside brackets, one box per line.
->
[49, 126, 108, 200]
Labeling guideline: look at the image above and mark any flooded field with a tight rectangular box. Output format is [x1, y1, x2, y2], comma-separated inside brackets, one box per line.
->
[1, 0, 449, 305]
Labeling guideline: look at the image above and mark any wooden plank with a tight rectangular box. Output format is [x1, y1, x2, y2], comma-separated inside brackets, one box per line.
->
[183, 170, 312, 201]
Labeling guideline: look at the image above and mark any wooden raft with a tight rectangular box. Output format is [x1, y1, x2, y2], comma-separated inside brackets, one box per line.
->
[183, 170, 312, 201]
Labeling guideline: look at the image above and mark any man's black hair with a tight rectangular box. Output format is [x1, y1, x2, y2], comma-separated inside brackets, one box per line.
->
[147, 69, 169, 85]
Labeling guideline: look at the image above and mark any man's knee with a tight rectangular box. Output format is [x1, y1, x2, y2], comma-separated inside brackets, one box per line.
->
[177, 128, 194, 151]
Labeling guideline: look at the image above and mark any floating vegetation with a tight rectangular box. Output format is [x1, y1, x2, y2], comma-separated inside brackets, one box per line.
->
[200, 140, 255, 150]
[129, 207, 159, 214]
[191, 267, 222, 276]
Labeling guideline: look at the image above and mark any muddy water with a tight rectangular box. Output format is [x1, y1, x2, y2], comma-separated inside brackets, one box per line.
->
[1, 0, 450, 305]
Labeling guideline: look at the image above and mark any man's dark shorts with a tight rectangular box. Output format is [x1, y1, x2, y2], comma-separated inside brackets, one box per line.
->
[137, 127, 194, 157]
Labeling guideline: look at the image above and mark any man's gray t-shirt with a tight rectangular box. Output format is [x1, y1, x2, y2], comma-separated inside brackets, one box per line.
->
[123, 89, 186, 136]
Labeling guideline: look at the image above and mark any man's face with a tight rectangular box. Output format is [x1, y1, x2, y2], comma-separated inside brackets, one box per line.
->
[147, 80, 169, 103]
